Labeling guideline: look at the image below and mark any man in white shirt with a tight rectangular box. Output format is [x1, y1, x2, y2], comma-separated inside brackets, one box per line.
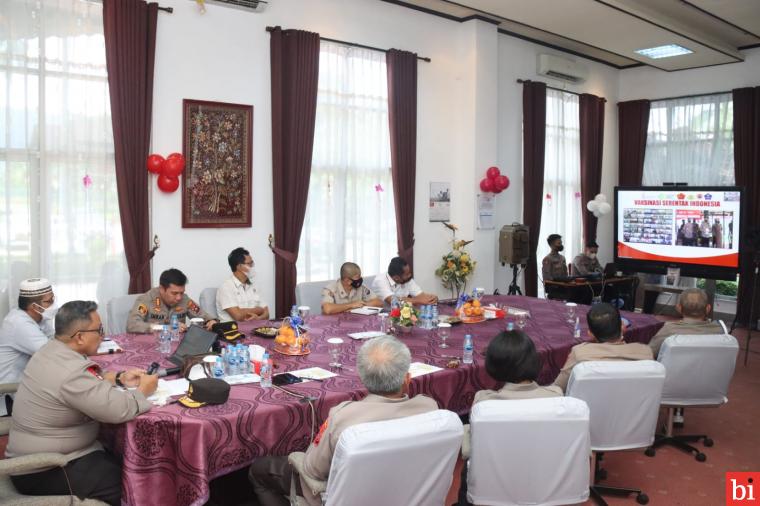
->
[0, 278, 56, 416]
[216, 247, 269, 322]
[372, 257, 437, 306]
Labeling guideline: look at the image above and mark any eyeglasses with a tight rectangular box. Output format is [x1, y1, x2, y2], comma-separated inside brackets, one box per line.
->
[68, 324, 105, 340]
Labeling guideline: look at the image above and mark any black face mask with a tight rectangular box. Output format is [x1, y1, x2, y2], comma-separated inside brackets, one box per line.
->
[557, 245, 564, 252]
[350, 277, 363, 288]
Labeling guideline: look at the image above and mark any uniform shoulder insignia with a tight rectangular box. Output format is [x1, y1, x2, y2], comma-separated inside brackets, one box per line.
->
[188, 300, 200, 313]
[137, 304, 148, 316]
[154, 297, 162, 311]
[86, 365, 103, 380]
[175, 306, 184, 313]
[313, 419, 329, 446]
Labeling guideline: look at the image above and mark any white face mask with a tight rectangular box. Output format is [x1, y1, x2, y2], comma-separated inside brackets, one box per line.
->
[33, 302, 58, 321]
[588, 253, 597, 260]
[245, 266, 256, 283]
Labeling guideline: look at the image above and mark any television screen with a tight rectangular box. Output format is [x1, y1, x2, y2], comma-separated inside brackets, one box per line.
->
[614, 186, 742, 280]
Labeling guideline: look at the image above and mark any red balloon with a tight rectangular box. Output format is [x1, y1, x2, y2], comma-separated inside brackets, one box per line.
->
[486, 166, 500, 180]
[162, 156, 185, 177]
[493, 187, 503, 194]
[495, 175, 510, 191]
[480, 178, 495, 192]
[167, 152, 184, 160]
[157, 174, 179, 193]
[146, 154, 165, 174]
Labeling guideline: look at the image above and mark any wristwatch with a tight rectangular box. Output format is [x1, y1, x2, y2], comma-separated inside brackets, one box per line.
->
[115, 371, 125, 388]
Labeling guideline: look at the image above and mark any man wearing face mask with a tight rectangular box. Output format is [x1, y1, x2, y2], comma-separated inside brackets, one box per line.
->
[0, 278, 57, 416]
[126, 268, 217, 333]
[216, 247, 269, 322]
[321, 262, 383, 315]
[541, 234, 569, 282]
[572, 241, 603, 276]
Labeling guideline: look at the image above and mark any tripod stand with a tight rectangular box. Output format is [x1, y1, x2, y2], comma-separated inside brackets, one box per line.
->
[731, 251, 760, 366]
[507, 264, 523, 296]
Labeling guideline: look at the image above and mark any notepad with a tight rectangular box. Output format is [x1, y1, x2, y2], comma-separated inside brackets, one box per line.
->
[347, 331, 388, 340]
[409, 362, 443, 378]
[95, 340, 123, 355]
[349, 306, 383, 315]
[290, 367, 337, 381]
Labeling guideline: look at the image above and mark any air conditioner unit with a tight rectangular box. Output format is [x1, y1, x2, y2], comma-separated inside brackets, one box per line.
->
[192, 0, 268, 12]
[537, 54, 588, 84]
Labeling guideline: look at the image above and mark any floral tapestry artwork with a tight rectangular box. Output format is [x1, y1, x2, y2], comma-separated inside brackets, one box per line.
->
[182, 99, 253, 228]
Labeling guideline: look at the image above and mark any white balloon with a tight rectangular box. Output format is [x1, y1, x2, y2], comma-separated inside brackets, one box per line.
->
[595, 194, 607, 203]
[598, 202, 612, 215]
[593, 210, 601, 218]
[586, 200, 599, 212]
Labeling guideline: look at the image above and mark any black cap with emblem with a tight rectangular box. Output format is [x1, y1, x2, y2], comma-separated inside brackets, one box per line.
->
[178, 378, 230, 408]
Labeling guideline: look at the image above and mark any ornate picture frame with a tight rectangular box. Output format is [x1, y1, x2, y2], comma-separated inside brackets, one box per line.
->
[182, 99, 253, 228]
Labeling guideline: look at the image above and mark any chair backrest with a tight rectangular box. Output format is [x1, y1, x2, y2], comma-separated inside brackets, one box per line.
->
[567, 360, 665, 451]
[295, 280, 329, 316]
[468, 397, 590, 506]
[106, 294, 139, 335]
[199, 287, 218, 319]
[658, 333, 739, 406]
[363, 275, 375, 294]
[324, 409, 463, 506]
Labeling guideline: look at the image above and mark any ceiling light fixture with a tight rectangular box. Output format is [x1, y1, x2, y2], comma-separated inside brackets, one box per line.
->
[635, 44, 693, 59]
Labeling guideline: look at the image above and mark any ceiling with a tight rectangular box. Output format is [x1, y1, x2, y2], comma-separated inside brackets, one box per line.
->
[381, 0, 760, 71]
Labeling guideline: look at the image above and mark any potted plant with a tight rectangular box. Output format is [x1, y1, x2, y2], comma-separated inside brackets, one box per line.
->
[389, 301, 419, 333]
[435, 222, 476, 299]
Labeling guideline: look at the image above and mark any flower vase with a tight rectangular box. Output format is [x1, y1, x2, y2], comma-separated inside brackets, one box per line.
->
[393, 323, 413, 334]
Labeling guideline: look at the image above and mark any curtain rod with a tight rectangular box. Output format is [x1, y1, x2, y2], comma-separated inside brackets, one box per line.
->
[265, 26, 431, 62]
[516, 79, 607, 102]
[158, 6, 173, 13]
[646, 90, 732, 103]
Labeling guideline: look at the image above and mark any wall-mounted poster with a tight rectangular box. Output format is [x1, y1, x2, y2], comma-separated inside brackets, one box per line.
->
[429, 182, 450, 222]
[182, 99, 253, 228]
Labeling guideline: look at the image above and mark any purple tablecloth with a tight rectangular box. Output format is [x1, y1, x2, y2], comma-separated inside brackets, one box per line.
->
[93, 295, 662, 506]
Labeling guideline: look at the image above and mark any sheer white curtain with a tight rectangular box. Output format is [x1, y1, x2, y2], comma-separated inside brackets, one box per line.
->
[643, 93, 734, 186]
[297, 41, 397, 283]
[0, 0, 128, 318]
[537, 89, 582, 296]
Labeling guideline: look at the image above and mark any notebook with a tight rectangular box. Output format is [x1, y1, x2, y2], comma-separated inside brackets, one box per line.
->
[349, 306, 383, 316]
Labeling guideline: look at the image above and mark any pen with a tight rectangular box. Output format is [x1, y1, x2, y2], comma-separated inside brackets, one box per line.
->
[298, 376, 325, 382]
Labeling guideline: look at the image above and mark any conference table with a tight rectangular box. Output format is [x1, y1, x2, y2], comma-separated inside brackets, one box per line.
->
[93, 295, 663, 506]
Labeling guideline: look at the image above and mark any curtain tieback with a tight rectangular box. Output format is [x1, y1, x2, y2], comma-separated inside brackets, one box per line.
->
[269, 234, 297, 264]
[135, 235, 160, 275]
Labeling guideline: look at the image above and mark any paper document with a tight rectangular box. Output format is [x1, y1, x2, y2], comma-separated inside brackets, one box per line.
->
[409, 362, 443, 378]
[347, 331, 388, 340]
[349, 306, 383, 316]
[505, 306, 531, 318]
[290, 367, 337, 381]
[150, 378, 190, 400]
[224, 373, 261, 385]
[95, 340, 123, 355]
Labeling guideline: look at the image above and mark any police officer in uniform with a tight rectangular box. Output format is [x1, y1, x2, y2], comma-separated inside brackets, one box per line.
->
[127, 268, 217, 333]
[572, 241, 603, 276]
[321, 262, 383, 315]
[541, 233, 569, 282]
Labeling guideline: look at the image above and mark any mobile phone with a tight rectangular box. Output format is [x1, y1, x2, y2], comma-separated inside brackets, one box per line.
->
[272, 373, 303, 386]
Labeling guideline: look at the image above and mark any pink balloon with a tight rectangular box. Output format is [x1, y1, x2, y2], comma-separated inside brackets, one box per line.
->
[495, 175, 510, 191]
[486, 166, 501, 180]
[480, 178, 494, 192]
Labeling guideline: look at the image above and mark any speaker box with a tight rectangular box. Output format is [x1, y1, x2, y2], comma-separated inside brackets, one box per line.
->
[499, 224, 530, 265]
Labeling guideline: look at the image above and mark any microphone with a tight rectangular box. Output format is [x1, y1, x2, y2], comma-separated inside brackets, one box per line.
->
[147, 362, 181, 377]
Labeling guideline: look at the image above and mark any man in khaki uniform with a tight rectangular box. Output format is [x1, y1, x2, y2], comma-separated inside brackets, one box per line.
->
[7, 300, 158, 505]
[321, 262, 383, 315]
[648, 288, 723, 358]
[542, 233, 568, 282]
[553, 303, 653, 392]
[572, 241, 603, 276]
[248, 336, 437, 506]
[127, 268, 217, 333]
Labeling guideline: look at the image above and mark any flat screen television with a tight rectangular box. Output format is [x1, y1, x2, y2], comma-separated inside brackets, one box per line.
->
[614, 186, 743, 281]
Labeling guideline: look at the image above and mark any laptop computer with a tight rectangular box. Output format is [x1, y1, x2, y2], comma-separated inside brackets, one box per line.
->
[604, 262, 618, 277]
[168, 325, 219, 366]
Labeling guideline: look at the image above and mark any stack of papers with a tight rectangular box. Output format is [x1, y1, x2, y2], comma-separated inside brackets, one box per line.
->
[349, 306, 383, 315]
[505, 306, 531, 318]
[347, 331, 388, 340]
[289, 367, 337, 381]
[409, 362, 443, 378]
[95, 340, 123, 355]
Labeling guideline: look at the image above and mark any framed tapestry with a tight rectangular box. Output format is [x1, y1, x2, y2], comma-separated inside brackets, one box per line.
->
[182, 99, 253, 228]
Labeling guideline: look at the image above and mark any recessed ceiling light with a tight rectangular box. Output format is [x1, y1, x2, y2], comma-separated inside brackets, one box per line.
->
[635, 44, 693, 59]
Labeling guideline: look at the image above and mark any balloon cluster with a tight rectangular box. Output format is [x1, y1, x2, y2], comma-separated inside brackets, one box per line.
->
[479, 166, 510, 194]
[146, 153, 186, 193]
[586, 193, 612, 217]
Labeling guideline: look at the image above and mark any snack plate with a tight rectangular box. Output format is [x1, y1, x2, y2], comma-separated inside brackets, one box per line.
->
[272, 343, 311, 356]
[461, 316, 486, 324]
[253, 326, 279, 338]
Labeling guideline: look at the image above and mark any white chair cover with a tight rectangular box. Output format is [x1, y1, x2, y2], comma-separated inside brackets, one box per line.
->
[658, 333, 738, 406]
[567, 360, 666, 451]
[199, 287, 218, 319]
[467, 397, 591, 506]
[295, 281, 328, 316]
[324, 409, 463, 506]
[106, 294, 138, 335]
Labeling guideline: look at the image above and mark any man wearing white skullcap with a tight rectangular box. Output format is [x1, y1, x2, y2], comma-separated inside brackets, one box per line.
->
[0, 278, 56, 416]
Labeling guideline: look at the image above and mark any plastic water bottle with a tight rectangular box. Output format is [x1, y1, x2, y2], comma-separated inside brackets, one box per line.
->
[506, 321, 515, 331]
[213, 357, 225, 378]
[237, 344, 248, 374]
[290, 305, 299, 319]
[431, 305, 439, 327]
[170, 313, 180, 342]
[574, 317, 581, 339]
[391, 295, 399, 310]
[242, 345, 251, 374]
[260, 353, 273, 388]
[227, 345, 239, 376]
[159, 324, 171, 355]
[463, 334, 473, 364]
[220, 348, 228, 376]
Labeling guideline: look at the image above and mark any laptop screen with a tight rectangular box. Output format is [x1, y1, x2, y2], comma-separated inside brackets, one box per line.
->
[168, 325, 218, 366]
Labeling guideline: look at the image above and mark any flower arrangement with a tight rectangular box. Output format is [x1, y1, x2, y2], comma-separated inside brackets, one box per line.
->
[435, 222, 476, 299]
[389, 301, 419, 328]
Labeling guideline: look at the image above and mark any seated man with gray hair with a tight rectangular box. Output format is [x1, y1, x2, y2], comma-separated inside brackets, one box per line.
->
[648, 288, 725, 358]
[248, 336, 437, 506]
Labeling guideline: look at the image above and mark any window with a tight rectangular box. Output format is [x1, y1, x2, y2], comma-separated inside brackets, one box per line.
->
[643, 93, 734, 186]
[536, 89, 582, 294]
[297, 41, 397, 283]
[0, 0, 127, 314]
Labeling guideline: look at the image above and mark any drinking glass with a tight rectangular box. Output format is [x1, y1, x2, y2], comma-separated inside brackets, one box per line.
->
[327, 337, 344, 368]
[298, 306, 310, 328]
[516, 312, 527, 329]
[152, 324, 163, 351]
[565, 302, 577, 324]
[378, 312, 389, 333]
[437, 322, 451, 349]
[474, 287, 485, 300]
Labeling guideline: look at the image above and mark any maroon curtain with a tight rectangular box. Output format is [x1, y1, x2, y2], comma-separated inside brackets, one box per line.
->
[579, 94, 605, 244]
[733, 86, 760, 326]
[522, 81, 547, 297]
[103, 0, 158, 294]
[617, 100, 651, 187]
[270, 27, 320, 318]
[387, 49, 418, 270]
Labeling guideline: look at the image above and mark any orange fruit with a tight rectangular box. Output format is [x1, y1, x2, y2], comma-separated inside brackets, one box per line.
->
[472, 300, 481, 308]
[464, 308, 473, 316]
